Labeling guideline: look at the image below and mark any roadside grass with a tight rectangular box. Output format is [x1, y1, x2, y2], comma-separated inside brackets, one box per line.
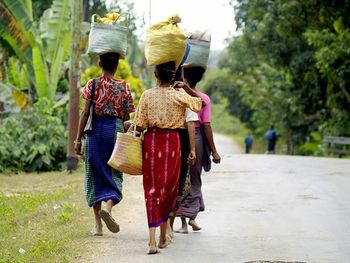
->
[0, 167, 94, 263]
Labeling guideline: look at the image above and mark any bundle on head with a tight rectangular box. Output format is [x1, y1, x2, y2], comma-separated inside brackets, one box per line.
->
[145, 14, 187, 69]
[182, 30, 211, 70]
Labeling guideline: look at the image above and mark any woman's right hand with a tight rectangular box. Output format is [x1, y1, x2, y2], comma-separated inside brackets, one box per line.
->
[188, 150, 196, 166]
[74, 140, 83, 155]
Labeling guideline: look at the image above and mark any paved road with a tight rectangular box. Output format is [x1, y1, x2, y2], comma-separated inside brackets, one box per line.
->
[95, 134, 350, 263]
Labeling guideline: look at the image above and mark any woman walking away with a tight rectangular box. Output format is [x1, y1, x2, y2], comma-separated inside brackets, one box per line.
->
[176, 66, 221, 233]
[74, 52, 135, 236]
[168, 66, 198, 240]
[134, 61, 202, 254]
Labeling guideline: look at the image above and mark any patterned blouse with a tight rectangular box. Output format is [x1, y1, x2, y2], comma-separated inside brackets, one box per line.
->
[134, 86, 202, 129]
[82, 75, 135, 120]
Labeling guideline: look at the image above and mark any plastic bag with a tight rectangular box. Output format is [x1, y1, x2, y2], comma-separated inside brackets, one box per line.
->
[87, 14, 128, 58]
[145, 15, 187, 68]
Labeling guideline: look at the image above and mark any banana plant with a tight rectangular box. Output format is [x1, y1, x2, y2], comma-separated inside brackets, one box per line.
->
[0, 0, 72, 104]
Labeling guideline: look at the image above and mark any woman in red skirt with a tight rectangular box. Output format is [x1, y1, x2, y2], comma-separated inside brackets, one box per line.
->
[134, 61, 202, 254]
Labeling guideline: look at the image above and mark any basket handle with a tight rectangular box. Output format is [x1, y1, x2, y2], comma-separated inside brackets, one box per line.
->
[190, 29, 211, 42]
[127, 123, 145, 140]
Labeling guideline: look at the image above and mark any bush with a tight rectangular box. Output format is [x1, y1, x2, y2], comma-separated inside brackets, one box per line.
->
[297, 131, 326, 156]
[0, 99, 67, 173]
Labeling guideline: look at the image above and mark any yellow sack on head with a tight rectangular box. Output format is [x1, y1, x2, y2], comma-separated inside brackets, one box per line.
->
[145, 15, 187, 68]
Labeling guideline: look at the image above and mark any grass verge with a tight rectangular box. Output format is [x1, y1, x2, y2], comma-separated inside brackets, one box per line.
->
[0, 167, 95, 263]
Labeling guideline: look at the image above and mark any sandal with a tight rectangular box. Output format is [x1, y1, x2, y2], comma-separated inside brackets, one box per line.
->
[99, 209, 120, 233]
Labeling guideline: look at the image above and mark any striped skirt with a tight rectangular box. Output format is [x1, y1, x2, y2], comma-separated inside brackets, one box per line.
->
[176, 127, 205, 219]
[84, 115, 124, 207]
[143, 128, 181, 228]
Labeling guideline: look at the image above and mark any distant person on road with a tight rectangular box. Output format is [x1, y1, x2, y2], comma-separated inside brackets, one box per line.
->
[244, 134, 253, 154]
[176, 66, 221, 234]
[265, 125, 278, 154]
[74, 52, 135, 236]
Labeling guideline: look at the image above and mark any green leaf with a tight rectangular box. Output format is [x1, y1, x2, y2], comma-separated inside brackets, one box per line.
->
[32, 45, 50, 98]
[333, 17, 343, 34]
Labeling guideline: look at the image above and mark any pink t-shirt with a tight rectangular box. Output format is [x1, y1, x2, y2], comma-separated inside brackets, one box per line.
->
[194, 89, 211, 127]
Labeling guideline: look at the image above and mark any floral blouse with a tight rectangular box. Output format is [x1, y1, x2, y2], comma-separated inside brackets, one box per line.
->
[82, 75, 135, 120]
[133, 86, 202, 129]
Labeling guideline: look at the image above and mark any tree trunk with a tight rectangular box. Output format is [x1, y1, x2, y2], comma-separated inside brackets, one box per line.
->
[82, 0, 89, 22]
[67, 0, 82, 171]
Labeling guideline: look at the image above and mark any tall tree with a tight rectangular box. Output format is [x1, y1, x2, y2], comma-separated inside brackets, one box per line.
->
[66, 0, 82, 171]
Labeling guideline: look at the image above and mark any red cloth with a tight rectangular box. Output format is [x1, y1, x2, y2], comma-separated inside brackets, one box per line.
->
[82, 75, 135, 119]
[142, 128, 181, 227]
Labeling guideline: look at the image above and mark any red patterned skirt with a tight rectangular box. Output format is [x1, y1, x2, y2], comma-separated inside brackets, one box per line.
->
[142, 128, 181, 228]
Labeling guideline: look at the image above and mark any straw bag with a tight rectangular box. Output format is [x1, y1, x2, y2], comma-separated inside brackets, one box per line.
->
[87, 14, 128, 58]
[107, 125, 143, 175]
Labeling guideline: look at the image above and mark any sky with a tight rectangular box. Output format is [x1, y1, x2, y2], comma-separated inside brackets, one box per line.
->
[107, 0, 237, 50]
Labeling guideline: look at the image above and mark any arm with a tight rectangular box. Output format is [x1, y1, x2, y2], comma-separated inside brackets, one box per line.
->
[202, 122, 221, 164]
[173, 81, 206, 107]
[74, 99, 91, 155]
[186, 121, 196, 166]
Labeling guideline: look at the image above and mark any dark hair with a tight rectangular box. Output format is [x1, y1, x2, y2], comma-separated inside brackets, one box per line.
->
[183, 67, 205, 88]
[155, 61, 176, 83]
[173, 67, 183, 82]
[99, 52, 120, 72]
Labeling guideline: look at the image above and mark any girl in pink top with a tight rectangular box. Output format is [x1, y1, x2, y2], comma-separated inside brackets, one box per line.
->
[176, 66, 221, 233]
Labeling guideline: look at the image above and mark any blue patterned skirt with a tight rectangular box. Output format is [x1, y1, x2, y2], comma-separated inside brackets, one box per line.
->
[84, 115, 124, 207]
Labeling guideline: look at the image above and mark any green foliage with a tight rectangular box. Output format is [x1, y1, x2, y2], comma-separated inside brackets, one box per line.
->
[297, 131, 326, 156]
[0, 0, 73, 101]
[208, 0, 350, 155]
[0, 98, 67, 172]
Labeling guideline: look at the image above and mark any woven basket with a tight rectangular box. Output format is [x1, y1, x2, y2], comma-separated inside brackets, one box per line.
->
[107, 127, 142, 175]
[87, 14, 128, 58]
[182, 39, 210, 69]
[183, 30, 211, 69]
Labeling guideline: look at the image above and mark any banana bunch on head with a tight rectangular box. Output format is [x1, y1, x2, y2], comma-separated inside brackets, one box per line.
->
[97, 12, 122, 25]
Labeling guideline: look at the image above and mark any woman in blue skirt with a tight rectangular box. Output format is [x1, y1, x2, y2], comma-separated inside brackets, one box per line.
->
[75, 52, 135, 235]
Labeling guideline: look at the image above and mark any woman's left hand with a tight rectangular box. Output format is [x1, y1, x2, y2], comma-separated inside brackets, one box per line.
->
[212, 152, 221, 164]
[74, 140, 83, 155]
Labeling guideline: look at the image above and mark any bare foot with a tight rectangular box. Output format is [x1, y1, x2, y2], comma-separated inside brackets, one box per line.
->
[158, 240, 169, 249]
[92, 224, 103, 236]
[188, 220, 202, 231]
[166, 224, 174, 242]
[148, 243, 159, 254]
[166, 233, 173, 243]
[175, 227, 188, 234]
